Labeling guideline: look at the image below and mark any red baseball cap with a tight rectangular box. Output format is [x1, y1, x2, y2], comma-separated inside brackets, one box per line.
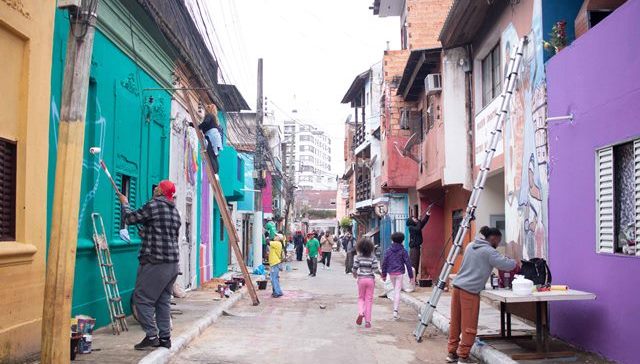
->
[158, 180, 176, 201]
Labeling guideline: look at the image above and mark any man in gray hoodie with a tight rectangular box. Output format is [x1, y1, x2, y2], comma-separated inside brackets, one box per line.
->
[447, 226, 517, 364]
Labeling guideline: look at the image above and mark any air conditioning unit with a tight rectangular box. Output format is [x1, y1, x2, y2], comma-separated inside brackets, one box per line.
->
[424, 73, 442, 95]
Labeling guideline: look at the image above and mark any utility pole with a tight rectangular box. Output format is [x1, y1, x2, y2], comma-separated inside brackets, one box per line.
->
[253, 58, 264, 267]
[42, 2, 98, 362]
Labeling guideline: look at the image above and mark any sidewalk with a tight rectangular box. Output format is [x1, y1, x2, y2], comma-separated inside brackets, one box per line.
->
[70, 285, 247, 364]
[394, 284, 612, 363]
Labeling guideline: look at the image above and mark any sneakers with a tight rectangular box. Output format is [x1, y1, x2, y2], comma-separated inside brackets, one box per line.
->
[393, 310, 399, 320]
[365, 322, 372, 328]
[134, 336, 159, 351]
[445, 353, 459, 363]
[356, 314, 364, 326]
[457, 356, 478, 364]
[158, 337, 171, 349]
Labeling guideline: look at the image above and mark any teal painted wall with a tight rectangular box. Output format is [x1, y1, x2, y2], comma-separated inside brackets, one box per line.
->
[211, 111, 245, 277]
[217, 112, 244, 201]
[237, 153, 255, 211]
[48, 5, 173, 328]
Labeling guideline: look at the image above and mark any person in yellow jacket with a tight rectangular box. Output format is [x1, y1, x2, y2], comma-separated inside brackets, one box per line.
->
[269, 234, 285, 298]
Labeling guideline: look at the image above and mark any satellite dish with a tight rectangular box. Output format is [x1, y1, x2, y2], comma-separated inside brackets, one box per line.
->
[393, 133, 420, 163]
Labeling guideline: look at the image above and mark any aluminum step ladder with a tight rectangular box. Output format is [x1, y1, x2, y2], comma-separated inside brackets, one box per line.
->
[91, 213, 128, 335]
[413, 38, 526, 342]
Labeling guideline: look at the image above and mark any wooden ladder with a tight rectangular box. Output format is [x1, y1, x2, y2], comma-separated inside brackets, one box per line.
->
[184, 93, 260, 306]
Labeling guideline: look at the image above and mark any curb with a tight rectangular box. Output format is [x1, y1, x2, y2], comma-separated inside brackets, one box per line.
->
[138, 287, 247, 364]
[376, 278, 517, 364]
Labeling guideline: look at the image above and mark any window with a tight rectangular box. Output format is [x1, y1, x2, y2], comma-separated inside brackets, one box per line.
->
[401, 21, 408, 50]
[481, 44, 501, 107]
[452, 210, 464, 240]
[237, 156, 244, 181]
[399, 108, 410, 130]
[596, 140, 640, 256]
[120, 175, 131, 229]
[589, 10, 613, 28]
[0, 138, 17, 241]
[220, 211, 225, 241]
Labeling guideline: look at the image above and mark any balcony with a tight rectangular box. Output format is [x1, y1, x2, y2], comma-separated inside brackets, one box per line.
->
[352, 124, 366, 150]
[356, 178, 371, 203]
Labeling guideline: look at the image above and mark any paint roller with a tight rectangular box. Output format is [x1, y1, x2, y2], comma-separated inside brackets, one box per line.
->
[90, 147, 131, 243]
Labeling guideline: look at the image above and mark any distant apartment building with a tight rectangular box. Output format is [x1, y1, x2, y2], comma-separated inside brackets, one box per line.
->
[283, 119, 335, 190]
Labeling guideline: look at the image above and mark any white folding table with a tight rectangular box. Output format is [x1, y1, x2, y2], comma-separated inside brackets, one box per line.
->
[479, 289, 596, 360]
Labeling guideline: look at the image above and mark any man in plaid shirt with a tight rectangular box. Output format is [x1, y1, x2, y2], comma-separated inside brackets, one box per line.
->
[119, 180, 181, 350]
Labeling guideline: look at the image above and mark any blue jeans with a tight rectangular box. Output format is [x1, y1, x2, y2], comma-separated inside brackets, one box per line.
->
[271, 263, 283, 296]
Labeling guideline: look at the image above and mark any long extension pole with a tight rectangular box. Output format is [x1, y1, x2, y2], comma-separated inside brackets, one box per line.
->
[413, 38, 526, 342]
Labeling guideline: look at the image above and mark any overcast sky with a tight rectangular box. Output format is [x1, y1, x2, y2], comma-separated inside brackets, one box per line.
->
[202, 0, 400, 175]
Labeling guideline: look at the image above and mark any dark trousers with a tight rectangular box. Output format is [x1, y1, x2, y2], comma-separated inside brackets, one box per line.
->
[134, 262, 179, 338]
[345, 251, 355, 274]
[321, 252, 332, 267]
[295, 246, 303, 261]
[307, 257, 318, 275]
[409, 247, 421, 281]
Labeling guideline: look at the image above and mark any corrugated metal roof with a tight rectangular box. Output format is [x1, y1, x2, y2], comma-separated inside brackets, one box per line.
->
[396, 48, 442, 101]
[341, 70, 370, 104]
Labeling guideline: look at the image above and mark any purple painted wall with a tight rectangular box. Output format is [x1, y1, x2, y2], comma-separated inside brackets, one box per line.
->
[546, 1, 640, 363]
[200, 170, 212, 282]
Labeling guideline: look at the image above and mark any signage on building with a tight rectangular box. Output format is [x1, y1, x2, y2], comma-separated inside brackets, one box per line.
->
[474, 99, 504, 166]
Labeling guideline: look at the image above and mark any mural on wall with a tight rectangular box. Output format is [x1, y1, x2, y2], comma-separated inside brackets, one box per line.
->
[502, 0, 550, 261]
[51, 95, 108, 231]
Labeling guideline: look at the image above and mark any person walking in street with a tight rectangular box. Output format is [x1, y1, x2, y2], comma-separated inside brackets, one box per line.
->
[381, 232, 414, 320]
[342, 232, 356, 274]
[269, 234, 285, 298]
[293, 231, 305, 261]
[406, 206, 432, 284]
[306, 232, 320, 277]
[119, 180, 181, 351]
[320, 232, 334, 270]
[352, 238, 378, 329]
[446, 226, 518, 364]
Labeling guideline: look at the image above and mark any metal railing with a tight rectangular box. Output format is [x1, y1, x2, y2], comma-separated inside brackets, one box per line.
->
[356, 179, 371, 202]
[352, 124, 366, 150]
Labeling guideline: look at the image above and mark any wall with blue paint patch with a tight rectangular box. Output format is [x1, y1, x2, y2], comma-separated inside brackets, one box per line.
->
[47, 4, 173, 328]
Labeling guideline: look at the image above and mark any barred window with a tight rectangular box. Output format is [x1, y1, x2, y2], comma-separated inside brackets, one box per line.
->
[0, 138, 17, 241]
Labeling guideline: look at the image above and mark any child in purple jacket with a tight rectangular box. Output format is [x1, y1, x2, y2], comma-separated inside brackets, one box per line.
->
[381, 232, 414, 319]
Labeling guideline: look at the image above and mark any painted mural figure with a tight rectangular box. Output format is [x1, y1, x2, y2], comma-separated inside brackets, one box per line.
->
[119, 180, 181, 351]
[502, 26, 549, 261]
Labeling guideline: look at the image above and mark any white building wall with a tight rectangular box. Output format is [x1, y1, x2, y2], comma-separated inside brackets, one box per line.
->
[442, 47, 472, 190]
[169, 98, 200, 290]
[285, 121, 334, 190]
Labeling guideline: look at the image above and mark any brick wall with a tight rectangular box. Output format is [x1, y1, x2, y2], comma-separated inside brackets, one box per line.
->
[406, 0, 453, 50]
[382, 50, 413, 139]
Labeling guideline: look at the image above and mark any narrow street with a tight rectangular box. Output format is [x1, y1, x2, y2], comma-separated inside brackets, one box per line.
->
[171, 256, 448, 364]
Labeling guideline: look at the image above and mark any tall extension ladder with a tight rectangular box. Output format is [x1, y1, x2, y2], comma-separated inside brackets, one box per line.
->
[414, 38, 525, 341]
[91, 213, 129, 334]
[183, 91, 260, 306]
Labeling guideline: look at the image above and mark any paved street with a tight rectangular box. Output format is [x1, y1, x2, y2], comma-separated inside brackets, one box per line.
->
[171, 256, 448, 364]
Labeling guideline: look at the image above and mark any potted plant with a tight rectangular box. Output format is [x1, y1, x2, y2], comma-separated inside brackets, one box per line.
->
[544, 21, 568, 55]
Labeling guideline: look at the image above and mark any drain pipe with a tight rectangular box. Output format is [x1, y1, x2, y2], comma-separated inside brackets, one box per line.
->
[464, 44, 474, 189]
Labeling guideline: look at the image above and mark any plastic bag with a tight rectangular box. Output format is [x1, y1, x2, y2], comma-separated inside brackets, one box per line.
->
[383, 278, 394, 298]
[402, 268, 416, 293]
[253, 264, 265, 275]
